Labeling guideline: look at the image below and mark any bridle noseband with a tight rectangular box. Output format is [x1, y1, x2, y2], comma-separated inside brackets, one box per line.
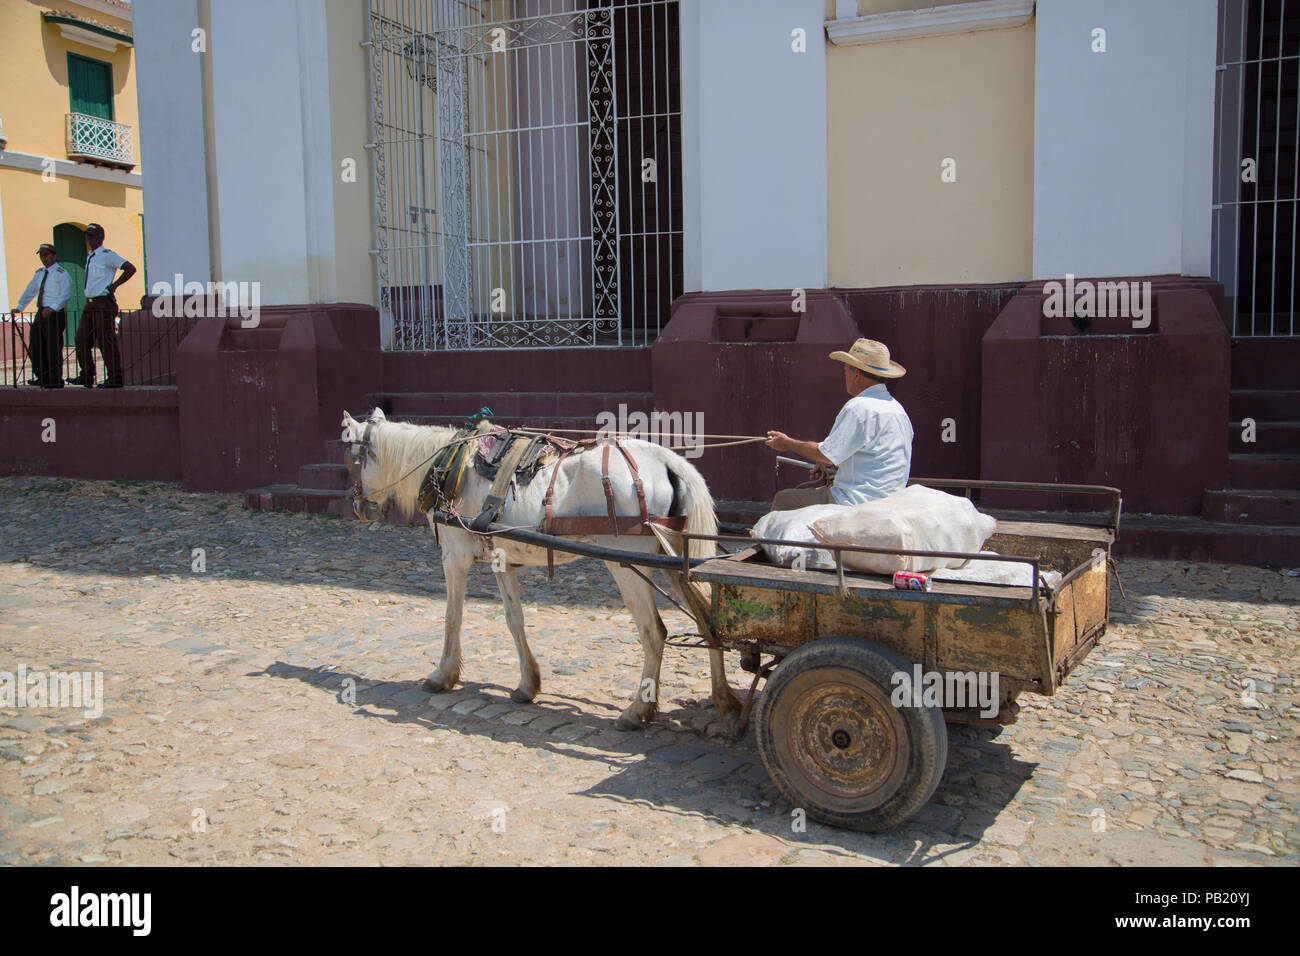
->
[346, 420, 387, 521]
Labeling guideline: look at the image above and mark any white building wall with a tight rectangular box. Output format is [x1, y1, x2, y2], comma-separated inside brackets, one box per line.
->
[681, 0, 828, 292]
[134, 0, 212, 289]
[1033, 0, 1217, 279]
[209, 0, 336, 306]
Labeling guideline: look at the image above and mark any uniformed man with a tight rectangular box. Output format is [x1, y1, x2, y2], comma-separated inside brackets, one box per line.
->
[71, 222, 136, 389]
[10, 243, 71, 388]
[765, 338, 915, 510]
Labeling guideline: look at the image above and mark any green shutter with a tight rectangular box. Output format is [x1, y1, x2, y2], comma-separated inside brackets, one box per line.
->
[53, 224, 88, 344]
[67, 53, 113, 120]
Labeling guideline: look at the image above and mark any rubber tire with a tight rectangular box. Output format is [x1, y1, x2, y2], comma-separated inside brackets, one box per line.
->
[753, 637, 948, 832]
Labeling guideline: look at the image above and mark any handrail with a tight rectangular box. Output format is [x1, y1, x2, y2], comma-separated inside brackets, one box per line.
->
[907, 477, 1123, 534]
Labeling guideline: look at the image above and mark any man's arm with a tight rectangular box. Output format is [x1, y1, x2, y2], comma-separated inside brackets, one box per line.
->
[765, 431, 834, 466]
[10, 273, 41, 316]
[108, 261, 137, 295]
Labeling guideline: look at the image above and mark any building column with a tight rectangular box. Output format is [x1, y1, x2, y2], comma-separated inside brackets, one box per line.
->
[1032, 0, 1217, 279]
[679, 0, 828, 293]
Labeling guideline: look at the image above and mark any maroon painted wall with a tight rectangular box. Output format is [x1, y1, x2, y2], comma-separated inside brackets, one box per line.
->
[0, 387, 181, 482]
[981, 278, 1229, 515]
[175, 304, 380, 492]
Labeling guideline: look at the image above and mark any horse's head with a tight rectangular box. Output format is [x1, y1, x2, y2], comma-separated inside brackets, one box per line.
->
[342, 407, 388, 521]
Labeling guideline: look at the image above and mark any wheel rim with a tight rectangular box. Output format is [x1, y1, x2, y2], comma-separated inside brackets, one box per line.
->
[783, 675, 908, 806]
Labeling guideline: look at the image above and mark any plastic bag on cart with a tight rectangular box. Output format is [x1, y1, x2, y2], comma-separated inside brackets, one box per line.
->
[751, 504, 847, 569]
[810, 484, 996, 575]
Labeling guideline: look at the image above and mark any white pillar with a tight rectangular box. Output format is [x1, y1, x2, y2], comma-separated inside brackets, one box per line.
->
[1033, 0, 1217, 279]
[680, 0, 828, 292]
[134, 0, 212, 291]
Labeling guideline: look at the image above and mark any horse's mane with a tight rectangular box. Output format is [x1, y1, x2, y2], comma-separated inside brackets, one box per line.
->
[371, 420, 457, 520]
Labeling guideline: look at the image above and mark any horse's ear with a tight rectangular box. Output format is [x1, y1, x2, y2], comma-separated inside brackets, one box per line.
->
[371, 407, 386, 421]
[341, 411, 358, 443]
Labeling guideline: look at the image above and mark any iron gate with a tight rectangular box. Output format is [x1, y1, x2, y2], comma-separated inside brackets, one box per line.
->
[366, 0, 681, 350]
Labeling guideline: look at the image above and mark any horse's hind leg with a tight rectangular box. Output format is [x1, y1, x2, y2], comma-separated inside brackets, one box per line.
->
[604, 562, 667, 730]
[494, 564, 540, 703]
[424, 538, 472, 693]
[658, 573, 742, 736]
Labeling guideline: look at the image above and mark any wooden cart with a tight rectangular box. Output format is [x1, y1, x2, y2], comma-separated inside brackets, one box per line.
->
[434, 478, 1121, 832]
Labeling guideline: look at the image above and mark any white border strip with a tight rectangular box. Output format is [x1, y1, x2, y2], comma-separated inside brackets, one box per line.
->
[0, 150, 141, 187]
[827, 0, 1034, 46]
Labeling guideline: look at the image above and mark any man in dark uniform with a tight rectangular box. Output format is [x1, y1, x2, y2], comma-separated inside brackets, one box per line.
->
[71, 222, 135, 388]
[10, 243, 71, 388]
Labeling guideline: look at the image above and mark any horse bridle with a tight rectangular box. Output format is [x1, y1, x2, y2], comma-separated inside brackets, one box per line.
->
[345, 420, 387, 521]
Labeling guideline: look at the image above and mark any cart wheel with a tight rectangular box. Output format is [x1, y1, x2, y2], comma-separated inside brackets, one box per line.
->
[754, 637, 947, 832]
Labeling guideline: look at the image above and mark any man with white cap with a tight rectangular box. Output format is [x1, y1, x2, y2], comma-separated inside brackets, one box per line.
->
[765, 337, 914, 510]
[10, 243, 71, 388]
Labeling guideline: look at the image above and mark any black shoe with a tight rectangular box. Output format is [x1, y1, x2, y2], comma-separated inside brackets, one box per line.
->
[41, 382, 64, 389]
[96, 380, 123, 389]
[26, 378, 42, 386]
[66, 373, 90, 386]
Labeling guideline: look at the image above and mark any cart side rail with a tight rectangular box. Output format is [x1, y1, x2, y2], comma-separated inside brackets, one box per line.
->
[907, 478, 1123, 533]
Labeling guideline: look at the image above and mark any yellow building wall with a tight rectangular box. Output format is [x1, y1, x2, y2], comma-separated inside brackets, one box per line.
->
[0, 0, 144, 310]
[826, 19, 1035, 287]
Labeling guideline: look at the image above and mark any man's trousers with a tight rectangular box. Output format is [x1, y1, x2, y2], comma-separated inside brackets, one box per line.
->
[75, 295, 122, 384]
[29, 310, 66, 386]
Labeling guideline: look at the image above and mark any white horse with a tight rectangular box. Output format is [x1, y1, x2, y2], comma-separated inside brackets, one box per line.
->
[340, 408, 742, 732]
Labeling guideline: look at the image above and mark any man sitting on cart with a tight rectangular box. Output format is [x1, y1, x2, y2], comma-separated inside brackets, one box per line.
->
[765, 338, 914, 511]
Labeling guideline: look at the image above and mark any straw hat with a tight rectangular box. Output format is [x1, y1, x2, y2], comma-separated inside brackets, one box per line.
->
[829, 338, 906, 379]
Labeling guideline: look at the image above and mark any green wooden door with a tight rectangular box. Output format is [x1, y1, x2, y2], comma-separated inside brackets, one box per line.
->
[53, 223, 87, 344]
[67, 53, 113, 120]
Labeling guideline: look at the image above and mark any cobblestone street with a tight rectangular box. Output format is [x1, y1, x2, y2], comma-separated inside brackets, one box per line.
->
[1, 477, 1296, 866]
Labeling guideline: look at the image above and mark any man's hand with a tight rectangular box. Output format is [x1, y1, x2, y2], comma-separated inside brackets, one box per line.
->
[39, 307, 52, 319]
[9, 308, 19, 318]
[810, 465, 836, 483]
[765, 430, 794, 452]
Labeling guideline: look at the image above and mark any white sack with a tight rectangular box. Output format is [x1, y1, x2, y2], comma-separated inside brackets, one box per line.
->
[933, 553, 1064, 589]
[752, 504, 848, 569]
[809, 485, 997, 575]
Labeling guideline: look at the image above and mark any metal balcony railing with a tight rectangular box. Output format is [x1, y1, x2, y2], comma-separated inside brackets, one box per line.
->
[65, 112, 134, 169]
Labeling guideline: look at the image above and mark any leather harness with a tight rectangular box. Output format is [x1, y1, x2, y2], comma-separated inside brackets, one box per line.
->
[417, 425, 687, 577]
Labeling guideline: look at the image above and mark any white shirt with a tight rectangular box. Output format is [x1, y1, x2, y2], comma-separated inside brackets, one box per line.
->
[14, 264, 72, 314]
[818, 383, 914, 506]
[84, 246, 126, 297]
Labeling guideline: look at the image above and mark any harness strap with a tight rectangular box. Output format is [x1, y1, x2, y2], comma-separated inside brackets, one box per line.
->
[470, 434, 544, 532]
[541, 442, 580, 579]
[600, 442, 619, 536]
[610, 439, 649, 526]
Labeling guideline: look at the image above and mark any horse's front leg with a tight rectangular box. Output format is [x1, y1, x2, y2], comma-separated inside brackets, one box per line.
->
[604, 562, 667, 730]
[493, 564, 540, 703]
[424, 544, 473, 693]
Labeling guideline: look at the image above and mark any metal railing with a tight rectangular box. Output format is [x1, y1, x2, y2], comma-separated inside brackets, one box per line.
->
[66, 112, 134, 168]
[367, 0, 682, 350]
[1, 309, 197, 388]
[1212, 0, 1300, 336]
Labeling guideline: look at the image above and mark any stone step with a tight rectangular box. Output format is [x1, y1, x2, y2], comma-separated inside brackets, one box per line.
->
[1229, 421, 1300, 455]
[1202, 488, 1300, 525]
[1229, 453, 1300, 490]
[1231, 336, 1300, 390]
[244, 484, 349, 518]
[375, 390, 654, 420]
[1229, 389, 1300, 421]
[299, 462, 349, 491]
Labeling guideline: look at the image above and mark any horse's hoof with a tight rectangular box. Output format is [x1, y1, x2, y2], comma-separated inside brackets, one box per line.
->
[423, 675, 453, 694]
[510, 686, 536, 704]
[615, 707, 653, 731]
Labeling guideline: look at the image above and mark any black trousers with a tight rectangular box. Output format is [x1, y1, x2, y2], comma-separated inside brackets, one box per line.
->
[29, 310, 66, 387]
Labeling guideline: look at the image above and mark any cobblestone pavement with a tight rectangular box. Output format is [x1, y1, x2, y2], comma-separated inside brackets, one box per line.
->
[1, 477, 1296, 866]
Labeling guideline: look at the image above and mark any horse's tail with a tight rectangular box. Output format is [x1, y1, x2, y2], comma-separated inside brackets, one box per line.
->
[656, 448, 718, 560]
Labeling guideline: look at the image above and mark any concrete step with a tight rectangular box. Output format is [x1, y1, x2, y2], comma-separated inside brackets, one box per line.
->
[1229, 421, 1300, 455]
[376, 390, 654, 420]
[1230, 454, 1300, 490]
[1202, 488, 1300, 525]
[380, 346, 652, 393]
[244, 484, 349, 517]
[299, 462, 349, 491]
[1230, 389, 1300, 421]
[1231, 336, 1300, 390]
